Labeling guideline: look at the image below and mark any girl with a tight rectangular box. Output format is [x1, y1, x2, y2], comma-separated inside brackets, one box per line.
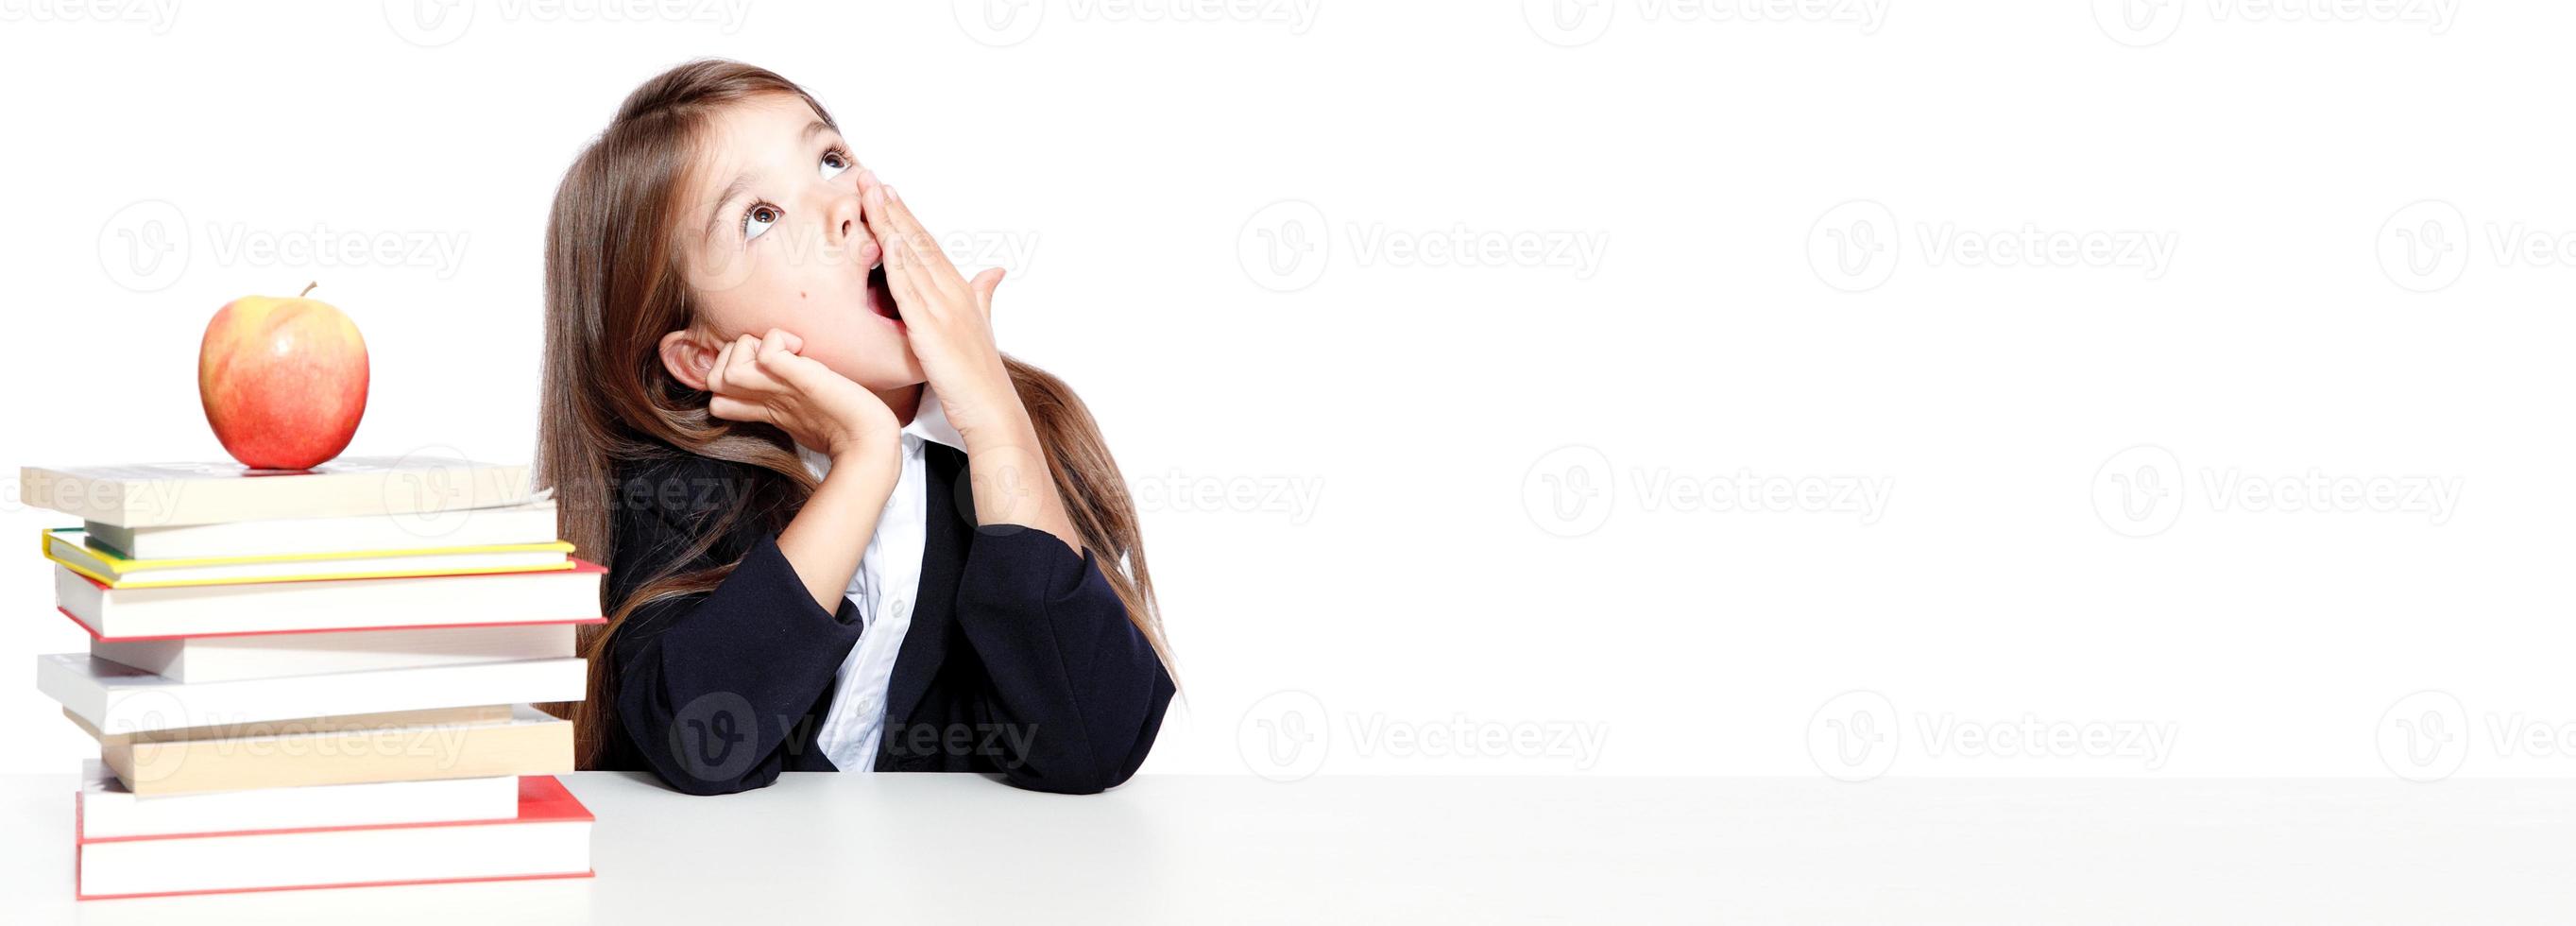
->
[536, 60, 1176, 796]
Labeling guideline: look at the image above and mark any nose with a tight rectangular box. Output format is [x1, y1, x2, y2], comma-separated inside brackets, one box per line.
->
[824, 193, 881, 267]
[825, 193, 862, 245]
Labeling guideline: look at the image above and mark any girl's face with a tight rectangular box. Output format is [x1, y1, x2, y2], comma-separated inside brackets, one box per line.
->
[665, 94, 916, 391]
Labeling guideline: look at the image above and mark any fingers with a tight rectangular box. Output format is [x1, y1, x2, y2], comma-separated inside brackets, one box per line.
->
[969, 266, 1004, 318]
[859, 173, 908, 266]
[706, 338, 736, 395]
[709, 329, 829, 399]
[707, 394, 765, 423]
[862, 172, 963, 297]
[704, 330, 837, 434]
[862, 178, 930, 294]
[879, 221, 931, 311]
[712, 334, 777, 397]
[756, 328, 795, 370]
[879, 182, 961, 281]
[705, 336, 766, 424]
[754, 331, 838, 395]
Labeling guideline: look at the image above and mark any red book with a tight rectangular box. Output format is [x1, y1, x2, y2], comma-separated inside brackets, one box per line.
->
[77, 776, 595, 900]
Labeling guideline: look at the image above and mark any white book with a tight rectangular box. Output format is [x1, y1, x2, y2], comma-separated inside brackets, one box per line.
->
[77, 776, 593, 899]
[92, 622, 583, 683]
[78, 760, 520, 839]
[85, 499, 561, 560]
[20, 456, 537, 528]
[38, 654, 589, 734]
[56, 560, 605, 640]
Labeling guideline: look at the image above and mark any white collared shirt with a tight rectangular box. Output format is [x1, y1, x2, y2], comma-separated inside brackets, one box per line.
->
[797, 387, 966, 773]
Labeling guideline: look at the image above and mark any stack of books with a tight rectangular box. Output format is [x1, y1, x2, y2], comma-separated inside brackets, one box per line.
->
[21, 457, 600, 900]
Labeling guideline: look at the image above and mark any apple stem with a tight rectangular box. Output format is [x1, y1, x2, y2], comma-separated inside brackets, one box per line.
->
[299, 282, 318, 298]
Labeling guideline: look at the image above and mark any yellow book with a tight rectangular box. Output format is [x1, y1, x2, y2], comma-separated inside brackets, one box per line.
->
[43, 528, 574, 590]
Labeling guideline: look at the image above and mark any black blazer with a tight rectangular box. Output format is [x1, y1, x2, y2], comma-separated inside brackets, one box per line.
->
[592, 442, 1174, 796]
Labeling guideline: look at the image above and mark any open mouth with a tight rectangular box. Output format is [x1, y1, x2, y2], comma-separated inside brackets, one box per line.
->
[865, 255, 900, 326]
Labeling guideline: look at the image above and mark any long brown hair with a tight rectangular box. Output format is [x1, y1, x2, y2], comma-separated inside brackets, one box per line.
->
[537, 59, 1170, 766]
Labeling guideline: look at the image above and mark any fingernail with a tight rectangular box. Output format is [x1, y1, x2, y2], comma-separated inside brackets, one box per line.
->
[886, 185, 900, 202]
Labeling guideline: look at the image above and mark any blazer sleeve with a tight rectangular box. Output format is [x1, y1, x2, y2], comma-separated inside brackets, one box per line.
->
[948, 523, 1176, 795]
[606, 482, 866, 796]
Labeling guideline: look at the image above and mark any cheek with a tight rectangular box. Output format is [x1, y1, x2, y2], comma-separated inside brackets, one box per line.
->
[809, 317, 918, 386]
[691, 251, 919, 385]
[703, 255, 842, 334]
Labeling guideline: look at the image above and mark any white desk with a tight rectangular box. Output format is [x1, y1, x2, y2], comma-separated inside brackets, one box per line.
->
[6, 773, 2575, 922]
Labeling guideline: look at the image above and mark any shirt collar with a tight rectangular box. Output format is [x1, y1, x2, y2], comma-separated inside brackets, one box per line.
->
[905, 386, 966, 451]
[796, 386, 964, 477]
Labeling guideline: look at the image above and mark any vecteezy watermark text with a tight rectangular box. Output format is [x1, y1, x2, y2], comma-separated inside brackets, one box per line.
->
[1524, 445, 1892, 538]
[2091, 444, 2463, 539]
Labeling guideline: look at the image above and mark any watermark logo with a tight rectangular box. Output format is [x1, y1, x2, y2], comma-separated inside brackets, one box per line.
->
[1237, 690, 1610, 780]
[2377, 198, 2469, 292]
[1524, 445, 1894, 538]
[94, 199, 470, 293]
[1239, 199, 1608, 291]
[684, 210, 1034, 297]
[384, 0, 475, 45]
[0, 0, 178, 32]
[2370, 691, 2576, 782]
[1238, 199, 1330, 292]
[2376, 690, 2468, 782]
[1523, 444, 1616, 538]
[954, 0, 1046, 45]
[1809, 199, 2180, 293]
[1524, 0, 1887, 47]
[1129, 470, 1326, 525]
[2373, 198, 2576, 294]
[2090, 445, 2459, 538]
[1238, 689, 1330, 782]
[1808, 198, 1900, 292]
[2092, 444, 2185, 539]
[669, 690, 761, 784]
[2092, 0, 2185, 46]
[2095, 0, 2459, 47]
[376, 446, 494, 541]
[383, 0, 752, 48]
[1522, 0, 1615, 46]
[955, 0, 1319, 46]
[1810, 691, 2180, 780]
[97, 199, 190, 293]
[1809, 690, 1900, 781]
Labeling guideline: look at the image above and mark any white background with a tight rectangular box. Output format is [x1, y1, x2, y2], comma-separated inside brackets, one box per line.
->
[0, 0, 2567, 784]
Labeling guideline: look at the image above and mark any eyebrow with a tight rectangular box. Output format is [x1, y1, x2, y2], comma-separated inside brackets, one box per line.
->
[697, 119, 843, 244]
[700, 173, 754, 243]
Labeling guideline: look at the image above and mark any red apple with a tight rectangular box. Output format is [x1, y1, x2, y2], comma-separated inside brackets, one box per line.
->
[198, 283, 369, 471]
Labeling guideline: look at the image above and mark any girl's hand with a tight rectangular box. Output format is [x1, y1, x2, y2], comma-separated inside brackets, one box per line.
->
[860, 171, 1021, 440]
[707, 328, 900, 467]
[860, 171, 1082, 552]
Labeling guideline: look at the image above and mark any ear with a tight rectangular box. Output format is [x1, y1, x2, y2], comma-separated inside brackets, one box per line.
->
[658, 329, 717, 392]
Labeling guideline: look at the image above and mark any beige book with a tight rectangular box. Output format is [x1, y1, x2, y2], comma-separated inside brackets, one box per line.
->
[21, 457, 537, 528]
[71, 704, 571, 797]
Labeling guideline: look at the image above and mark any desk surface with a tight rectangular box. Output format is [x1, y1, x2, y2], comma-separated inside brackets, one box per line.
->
[6, 772, 2575, 922]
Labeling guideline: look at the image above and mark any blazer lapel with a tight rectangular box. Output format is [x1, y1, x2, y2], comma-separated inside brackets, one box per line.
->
[876, 441, 972, 767]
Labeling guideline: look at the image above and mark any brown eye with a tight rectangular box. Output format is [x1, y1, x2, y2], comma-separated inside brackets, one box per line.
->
[821, 149, 851, 180]
[742, 202, 781, 241]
